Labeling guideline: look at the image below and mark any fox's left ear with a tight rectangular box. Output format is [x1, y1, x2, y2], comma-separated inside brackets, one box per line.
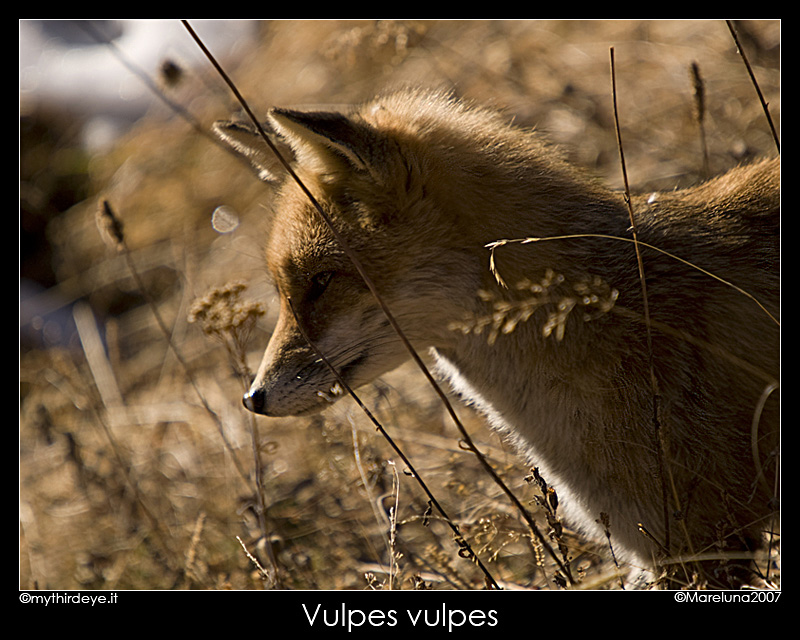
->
[212, 120, 287, 183]
[268, 107, 378, 178]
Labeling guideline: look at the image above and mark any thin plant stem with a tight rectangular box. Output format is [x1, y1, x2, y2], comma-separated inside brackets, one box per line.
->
[726, 21, 780, 154]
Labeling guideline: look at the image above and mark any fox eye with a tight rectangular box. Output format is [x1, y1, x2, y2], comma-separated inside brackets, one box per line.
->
[307, 270, 334, 300]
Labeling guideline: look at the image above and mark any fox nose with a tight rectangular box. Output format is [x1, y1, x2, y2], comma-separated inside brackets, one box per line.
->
[242, 385, 266, 414]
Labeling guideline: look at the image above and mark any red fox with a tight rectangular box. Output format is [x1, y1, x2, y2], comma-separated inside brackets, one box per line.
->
[215, 88, 779, 587]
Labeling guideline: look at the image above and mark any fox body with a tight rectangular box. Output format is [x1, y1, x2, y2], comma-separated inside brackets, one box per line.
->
[215, 88, 779, 586]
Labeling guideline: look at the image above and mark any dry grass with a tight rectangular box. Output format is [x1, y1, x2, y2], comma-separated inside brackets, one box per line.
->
[20, 20, 780, 591]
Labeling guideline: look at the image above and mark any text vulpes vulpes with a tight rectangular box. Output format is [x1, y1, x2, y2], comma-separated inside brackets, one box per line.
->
[215, 88, 779, 587]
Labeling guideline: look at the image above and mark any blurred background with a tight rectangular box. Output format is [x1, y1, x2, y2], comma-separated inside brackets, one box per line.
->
[20, 20, 779, 590]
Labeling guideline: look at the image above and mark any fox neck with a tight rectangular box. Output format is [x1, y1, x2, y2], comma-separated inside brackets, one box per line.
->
[423, 147, 632, 285]
[422, 150, 637, 401]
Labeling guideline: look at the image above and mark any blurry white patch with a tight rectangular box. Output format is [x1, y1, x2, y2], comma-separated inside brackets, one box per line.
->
[212, 206, 240, 233]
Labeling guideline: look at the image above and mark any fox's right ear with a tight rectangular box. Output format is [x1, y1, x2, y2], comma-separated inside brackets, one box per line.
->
[268, 107, 380, 179]
[212, 120, 286, 183]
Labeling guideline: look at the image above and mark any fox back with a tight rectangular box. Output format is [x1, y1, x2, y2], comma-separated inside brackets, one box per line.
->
[215, 88, 779, 587]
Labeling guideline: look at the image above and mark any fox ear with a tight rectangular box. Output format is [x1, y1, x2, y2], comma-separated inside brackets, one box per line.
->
[212, 120, 286, 183]
[268, 107, 375, 176]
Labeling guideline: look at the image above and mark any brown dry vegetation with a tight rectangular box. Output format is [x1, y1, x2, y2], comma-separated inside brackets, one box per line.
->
[20, 20, 779, 591]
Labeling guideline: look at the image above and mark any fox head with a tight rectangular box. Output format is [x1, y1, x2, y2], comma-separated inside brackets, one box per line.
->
[214, 90, 500, 417]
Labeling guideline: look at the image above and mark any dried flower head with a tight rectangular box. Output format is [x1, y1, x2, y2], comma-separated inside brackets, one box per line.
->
[451, 269, 618, 345]
[189, 282, 265, 376]
[189, 281, 265, 336]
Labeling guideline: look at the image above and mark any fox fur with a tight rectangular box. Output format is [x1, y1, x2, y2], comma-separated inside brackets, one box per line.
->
[214, 88, 779, 587]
